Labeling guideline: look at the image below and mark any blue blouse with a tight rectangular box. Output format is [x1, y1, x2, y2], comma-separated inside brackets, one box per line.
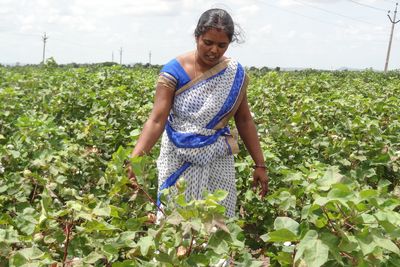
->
[160, 59, 191, 90]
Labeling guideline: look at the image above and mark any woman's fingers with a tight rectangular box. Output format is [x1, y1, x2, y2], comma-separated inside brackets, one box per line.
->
[253, 170, 269, 198]
[260, 175, 269, 197]
[126, 165, 139, 190]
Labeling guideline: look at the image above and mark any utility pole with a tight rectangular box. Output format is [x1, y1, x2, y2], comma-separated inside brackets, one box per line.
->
[384, 3, 400, 72]
[112, 51, 114, 62]
[119, 47, 123, 65]
[149, 51, 152, 65]
[42, 32, 48, 64]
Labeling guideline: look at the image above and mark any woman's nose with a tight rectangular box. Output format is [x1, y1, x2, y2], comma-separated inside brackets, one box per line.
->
[210, 45, 218, 53]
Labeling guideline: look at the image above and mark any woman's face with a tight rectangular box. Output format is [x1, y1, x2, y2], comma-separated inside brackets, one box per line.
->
[196, 28, 230, 67]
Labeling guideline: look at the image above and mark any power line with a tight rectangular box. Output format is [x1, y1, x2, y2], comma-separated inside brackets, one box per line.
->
[256, 0, 343, 28]
[347, 0, 388, 12]
[382, 0, 398, 4]
[293, 0, 377, 26]
[255, 0, 394, 41]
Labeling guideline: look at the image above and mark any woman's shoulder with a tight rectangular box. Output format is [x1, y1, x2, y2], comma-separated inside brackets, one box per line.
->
[159, 52, 193, 90]
[162, 51, 191, 67]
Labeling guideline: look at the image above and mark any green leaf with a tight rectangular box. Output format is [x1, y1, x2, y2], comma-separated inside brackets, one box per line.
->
[237, 251, 263, 267]
[126, 217, 148, 231]
[371, 230, 400, 255]
[84, 220, 118, 232]
[316, 166, 343, 191]
[175, 194, 188, 207]
[9, 253, 27, 267]
[16, 247, 45, 260]
[10, 150, 21, 158]
[295, 230, 329, 267]
[84, 251, 104, 264]
[102, 244, 119, 259]
[129, 129, 141, 137]
[295, 230, 318, 261]
[0, 185, 8, 193]
[112, 260, 138, 267]
[283, 172, 303, 182]
[358, 214, 376, 224]
[137, 236, 154, 256]
[274, 217, 299, 235]
[166, 212, 184, 226]
[320, 232, 342, 264]
[0, 228, 19, 243]
[359, 189, 378, 199]
[67, 200, 82, 211]
[356, 234, 375, 256]
[327, 183, 352, 199]
[261, 229, 299, 242]
[93, 202, 111, 217]
[213, 189, 228, 201]
[276, 252, 293, 265]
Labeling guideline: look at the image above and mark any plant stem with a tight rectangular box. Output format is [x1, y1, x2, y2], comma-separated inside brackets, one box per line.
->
[131, 183, 166, 216]
[30, 184, 37, 203]
[322, 206, 338, 234]
[62, 219, 73, 267]
[186, 229, 195, 257]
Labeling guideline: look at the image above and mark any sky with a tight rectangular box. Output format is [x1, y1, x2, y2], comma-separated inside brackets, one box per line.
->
[1, 0, 399, 70]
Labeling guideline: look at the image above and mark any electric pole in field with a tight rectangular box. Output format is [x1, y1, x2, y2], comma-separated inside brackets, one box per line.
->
[42, 32, 48, 64]
[149, 51, 152, 65]
[119, 47, 123, 65]
[384, 3, 400, 72]
[112, 51, 114, 62]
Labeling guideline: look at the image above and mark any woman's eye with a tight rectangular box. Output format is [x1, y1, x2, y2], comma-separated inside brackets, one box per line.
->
[218, 44, 227, 48]
[204, 40, 212, 45]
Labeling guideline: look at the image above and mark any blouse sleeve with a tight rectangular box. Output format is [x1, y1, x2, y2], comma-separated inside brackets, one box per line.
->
[157, 72, 177, 90]
[157, 59, 179, 90]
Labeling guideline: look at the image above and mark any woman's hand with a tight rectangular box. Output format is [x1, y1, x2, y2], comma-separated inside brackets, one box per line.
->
[126, 163, 139, 190]
[252, 167, 269, 198]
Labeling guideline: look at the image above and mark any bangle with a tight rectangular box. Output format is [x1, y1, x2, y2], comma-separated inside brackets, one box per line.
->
[252, 164, 267, 169]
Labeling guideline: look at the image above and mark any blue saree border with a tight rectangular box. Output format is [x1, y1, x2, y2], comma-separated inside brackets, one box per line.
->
[166, 123, 230, 148]
[157, 162, 191, 206]
[206, 63, 245, 129]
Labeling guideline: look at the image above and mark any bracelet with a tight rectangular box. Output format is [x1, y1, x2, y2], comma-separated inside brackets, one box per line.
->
[252, 164, 267, 169]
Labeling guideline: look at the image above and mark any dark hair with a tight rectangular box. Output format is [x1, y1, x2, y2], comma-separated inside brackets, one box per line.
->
[194, 8, 242, 43]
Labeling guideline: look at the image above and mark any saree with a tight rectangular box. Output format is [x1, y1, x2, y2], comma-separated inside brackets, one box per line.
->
[156, 58, 248, 218]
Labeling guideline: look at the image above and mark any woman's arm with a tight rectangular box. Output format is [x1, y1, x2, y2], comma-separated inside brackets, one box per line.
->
[234, 93, 269, 197]
[127, 83, 174, 184]
[130, 84, 175, 157]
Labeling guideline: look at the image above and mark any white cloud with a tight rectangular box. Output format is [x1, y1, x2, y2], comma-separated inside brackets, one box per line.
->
[74, 0, 181, 17]
[284, 30, 297, 39]
[236, 4, 260, 24]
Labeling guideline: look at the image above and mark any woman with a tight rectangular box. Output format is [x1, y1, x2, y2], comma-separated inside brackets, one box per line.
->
[127, 8, 268, 218]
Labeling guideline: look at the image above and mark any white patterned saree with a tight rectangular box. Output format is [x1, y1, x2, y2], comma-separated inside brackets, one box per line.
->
[156, 58, 248, 217]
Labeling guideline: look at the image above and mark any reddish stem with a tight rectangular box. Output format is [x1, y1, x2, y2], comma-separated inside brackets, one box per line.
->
[186, 229, 195, 256]
[62, 220, 73, 267]
[130, 183, 166, 216]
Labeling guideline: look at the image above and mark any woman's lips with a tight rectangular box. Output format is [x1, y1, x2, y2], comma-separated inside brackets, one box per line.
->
[205, 55, 218, 62]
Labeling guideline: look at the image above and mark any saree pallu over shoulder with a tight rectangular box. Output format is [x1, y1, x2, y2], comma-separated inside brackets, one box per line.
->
[157, 58, 248, 209]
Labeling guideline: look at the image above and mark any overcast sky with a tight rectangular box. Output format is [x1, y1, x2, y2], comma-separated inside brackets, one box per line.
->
[1, 0, 399, 70]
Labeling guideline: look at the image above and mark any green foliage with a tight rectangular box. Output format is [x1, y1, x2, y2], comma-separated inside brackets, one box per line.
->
[0, 65, 399, 266]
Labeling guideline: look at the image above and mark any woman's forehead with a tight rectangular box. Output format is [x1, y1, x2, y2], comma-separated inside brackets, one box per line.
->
[200, 28, 230, 42]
